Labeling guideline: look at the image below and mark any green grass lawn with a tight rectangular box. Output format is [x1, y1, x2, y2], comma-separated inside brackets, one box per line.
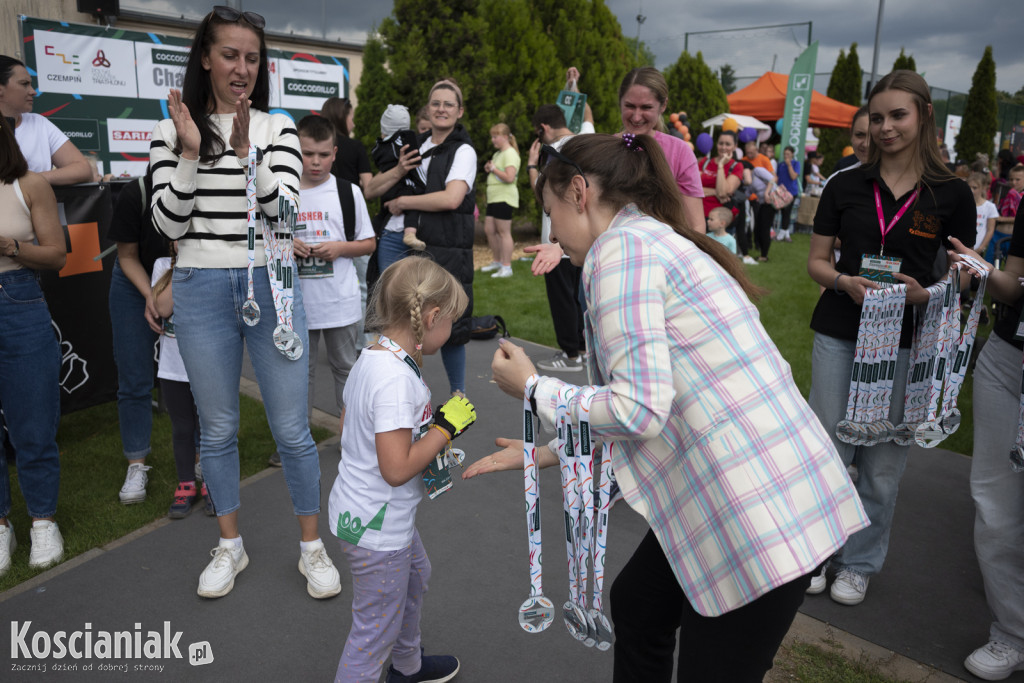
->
[473, 233, 979, 456]
[0, 394, 331, 593]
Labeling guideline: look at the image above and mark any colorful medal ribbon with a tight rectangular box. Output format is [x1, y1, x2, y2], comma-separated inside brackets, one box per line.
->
[939, 259, 988, 437]
[896, 281, 946, 444]
[578, 388, 612, 650]
[555, 384, 589, 643]
[518, 374, 555, 633]
[261, 185, 302, 360]
[241, 144, 261, 327]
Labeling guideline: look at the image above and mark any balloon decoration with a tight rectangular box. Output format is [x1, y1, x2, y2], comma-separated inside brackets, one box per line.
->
[670, 113, 679, 123]
[722, 118, 739, 133]
[842, 145, 854, 157]
[738, 127, 758, 144]
[695, 132, 713, 156]
[775, 119, 784, 134]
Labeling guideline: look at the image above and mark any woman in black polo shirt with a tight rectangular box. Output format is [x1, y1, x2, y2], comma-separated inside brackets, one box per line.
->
[805, 70, 975, 606]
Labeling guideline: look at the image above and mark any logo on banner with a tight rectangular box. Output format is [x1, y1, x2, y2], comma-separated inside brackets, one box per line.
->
[283, 78, 338, 98]
[152, 50, 187, 66]
[51, 119, 100, 151]
[91, 50, 111, 68]
[107, 118, 159, 153]
[793, 74, 811, 90]
[44, 45, 80, 71]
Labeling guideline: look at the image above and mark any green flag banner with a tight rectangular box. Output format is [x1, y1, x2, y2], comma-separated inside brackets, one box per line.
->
[783, 41, 819, 192]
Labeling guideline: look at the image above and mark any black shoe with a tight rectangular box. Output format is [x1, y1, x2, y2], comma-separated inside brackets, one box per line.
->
[385, 654, 460, 683]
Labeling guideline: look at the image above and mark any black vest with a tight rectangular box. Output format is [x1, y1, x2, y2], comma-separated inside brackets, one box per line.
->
[416, 125, 476, 345]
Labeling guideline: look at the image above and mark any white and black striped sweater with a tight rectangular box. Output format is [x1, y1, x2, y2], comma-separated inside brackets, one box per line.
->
[149, 111, 302, 269]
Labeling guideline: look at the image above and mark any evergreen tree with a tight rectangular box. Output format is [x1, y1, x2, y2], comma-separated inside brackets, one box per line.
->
[818, 44, 862, 175]
[719, 64, 737, 94]
[956, 45, 998, 164]
[353, 34, 397, 155]
[624, 37, 655, 68]
[663, 51, 729, 133]
[892, 48, 917, 72]
[530, 0, 634, 132]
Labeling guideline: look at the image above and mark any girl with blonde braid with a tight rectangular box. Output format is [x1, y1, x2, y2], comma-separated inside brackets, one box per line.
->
[328, 257, 476, 683]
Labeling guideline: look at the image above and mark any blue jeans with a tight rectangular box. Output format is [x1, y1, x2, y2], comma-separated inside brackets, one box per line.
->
[376, 230, 409, 274]
[440, 344, 466, 395]
[0, 270, 61, 519]
[171, 266, 320, 517]
[808, 332, 910, 576]
[108, 260, 158, 460]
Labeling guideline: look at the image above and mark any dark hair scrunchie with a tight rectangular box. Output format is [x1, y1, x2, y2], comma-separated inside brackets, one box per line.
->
[622, 133, 644, 152]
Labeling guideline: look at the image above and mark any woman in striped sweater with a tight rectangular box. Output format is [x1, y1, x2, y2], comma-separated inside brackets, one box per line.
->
[149, 6, 340, 601]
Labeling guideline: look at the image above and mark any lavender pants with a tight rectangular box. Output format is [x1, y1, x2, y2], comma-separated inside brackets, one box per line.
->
[335, 530, 431, 682]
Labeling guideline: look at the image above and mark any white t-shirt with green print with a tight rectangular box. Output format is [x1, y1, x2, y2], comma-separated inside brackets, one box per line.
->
[328, 348, 433, 551]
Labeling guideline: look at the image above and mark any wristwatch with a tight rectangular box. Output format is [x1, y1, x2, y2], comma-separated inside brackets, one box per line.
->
[236, 147, 264, 167]
[7, 239, 19, 258]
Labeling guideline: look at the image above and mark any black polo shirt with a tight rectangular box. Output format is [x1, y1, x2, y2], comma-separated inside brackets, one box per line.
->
[993, 208, 1024, 349]
[810, 163, 975, 347]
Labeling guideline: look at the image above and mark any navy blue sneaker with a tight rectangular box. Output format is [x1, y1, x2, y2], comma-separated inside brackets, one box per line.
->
[385, 653, 459, 683]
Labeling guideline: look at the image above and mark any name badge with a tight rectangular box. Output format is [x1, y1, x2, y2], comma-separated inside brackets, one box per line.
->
[859, 253, 902, 285]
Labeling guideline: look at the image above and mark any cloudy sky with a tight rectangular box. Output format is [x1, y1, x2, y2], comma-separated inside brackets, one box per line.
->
[309, 0, 1024, 97]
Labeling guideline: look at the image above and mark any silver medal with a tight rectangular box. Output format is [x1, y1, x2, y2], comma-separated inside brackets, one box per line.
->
[588, 608, 614, 651]
[518, 595, 555, 633]
[941, 409, 961, 435]
[242, 298, 260, 326]
[914, 421, 946, 448]
[562, 600, 590, 642]
[273, 324, 303, 360]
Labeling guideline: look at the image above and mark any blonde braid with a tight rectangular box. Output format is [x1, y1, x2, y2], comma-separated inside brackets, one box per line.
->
[409, 294, 425, 366]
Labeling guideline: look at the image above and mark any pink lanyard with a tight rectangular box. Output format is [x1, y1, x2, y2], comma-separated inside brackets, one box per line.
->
[873, 181, 919, 256]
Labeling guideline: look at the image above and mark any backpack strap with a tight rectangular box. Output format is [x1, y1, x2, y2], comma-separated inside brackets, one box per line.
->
[334, 176, 357, 242]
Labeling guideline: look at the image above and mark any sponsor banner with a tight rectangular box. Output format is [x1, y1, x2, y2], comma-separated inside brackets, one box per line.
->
[34, 29, 137, 98]
[106, 118, 159, 153]
[267, 58, 282, 107]
[50, 118, 100, 151]
[278, 59, 345, 109]
[135, 43, 189, 100]
[782, 41, 819, 194]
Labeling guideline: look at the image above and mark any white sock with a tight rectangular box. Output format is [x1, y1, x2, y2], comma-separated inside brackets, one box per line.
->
[220, 536, 243, 550]
[300, 538, 323, 554]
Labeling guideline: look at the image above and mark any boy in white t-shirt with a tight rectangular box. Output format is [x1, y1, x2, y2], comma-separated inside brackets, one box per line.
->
[294, 116, 376, 426]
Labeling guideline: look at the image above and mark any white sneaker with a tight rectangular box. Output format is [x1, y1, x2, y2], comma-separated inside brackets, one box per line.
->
[119, 463, 152, 504]
[298, 539, 342, 599]
[0, 524, 15, 577]
[197, 539, 249, 598]
[536, 351, 584, 373]
[28, 521, 63, 569]
[742, 255, 758, 265]
[806, 564, 827, 594]
[480, 261, 501, 273]
[491, 266, 513, 278]
[830, 568, 868, 605]
[965, 640, 1024, 680]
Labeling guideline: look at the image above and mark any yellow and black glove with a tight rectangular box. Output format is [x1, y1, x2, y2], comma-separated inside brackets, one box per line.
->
[434, 395, 477, 440]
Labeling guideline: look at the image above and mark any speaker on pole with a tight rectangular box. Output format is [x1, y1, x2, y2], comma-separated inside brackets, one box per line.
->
[77, 0, 120, 18]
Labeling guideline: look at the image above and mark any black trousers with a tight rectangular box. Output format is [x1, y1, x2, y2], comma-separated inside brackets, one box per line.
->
[730, 203, 750, 256]
[754, 202, 777, 258]
[160, 378, 199, 483]
[544, 258, 585, 358]
[610, 530, 811, 683]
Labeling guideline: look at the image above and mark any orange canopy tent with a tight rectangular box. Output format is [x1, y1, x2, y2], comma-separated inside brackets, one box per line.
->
[727, 72, 859, 129]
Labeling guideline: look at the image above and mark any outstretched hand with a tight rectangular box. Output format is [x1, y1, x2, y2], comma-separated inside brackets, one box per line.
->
[523, 243, 563, 275]
[462, 437, 523, 479]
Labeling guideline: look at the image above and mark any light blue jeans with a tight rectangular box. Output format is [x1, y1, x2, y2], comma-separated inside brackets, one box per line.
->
[171, 266, 320, 517]
[808, 332, 910, 576]
[376, 229, 409, 275]
[108, 260, 158, 460]
[970, 333, 1024, 650]
[0, 270, 61, 519]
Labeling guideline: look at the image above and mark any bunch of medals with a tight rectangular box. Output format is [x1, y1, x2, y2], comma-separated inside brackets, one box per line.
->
[242, 144, 303, 360]
[518, 377, 612, 651]
[838, 254, 989, 449]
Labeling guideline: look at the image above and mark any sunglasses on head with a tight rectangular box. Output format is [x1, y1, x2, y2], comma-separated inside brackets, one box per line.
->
[212, 5, 266, 29]
[540, 144, 589, 187]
